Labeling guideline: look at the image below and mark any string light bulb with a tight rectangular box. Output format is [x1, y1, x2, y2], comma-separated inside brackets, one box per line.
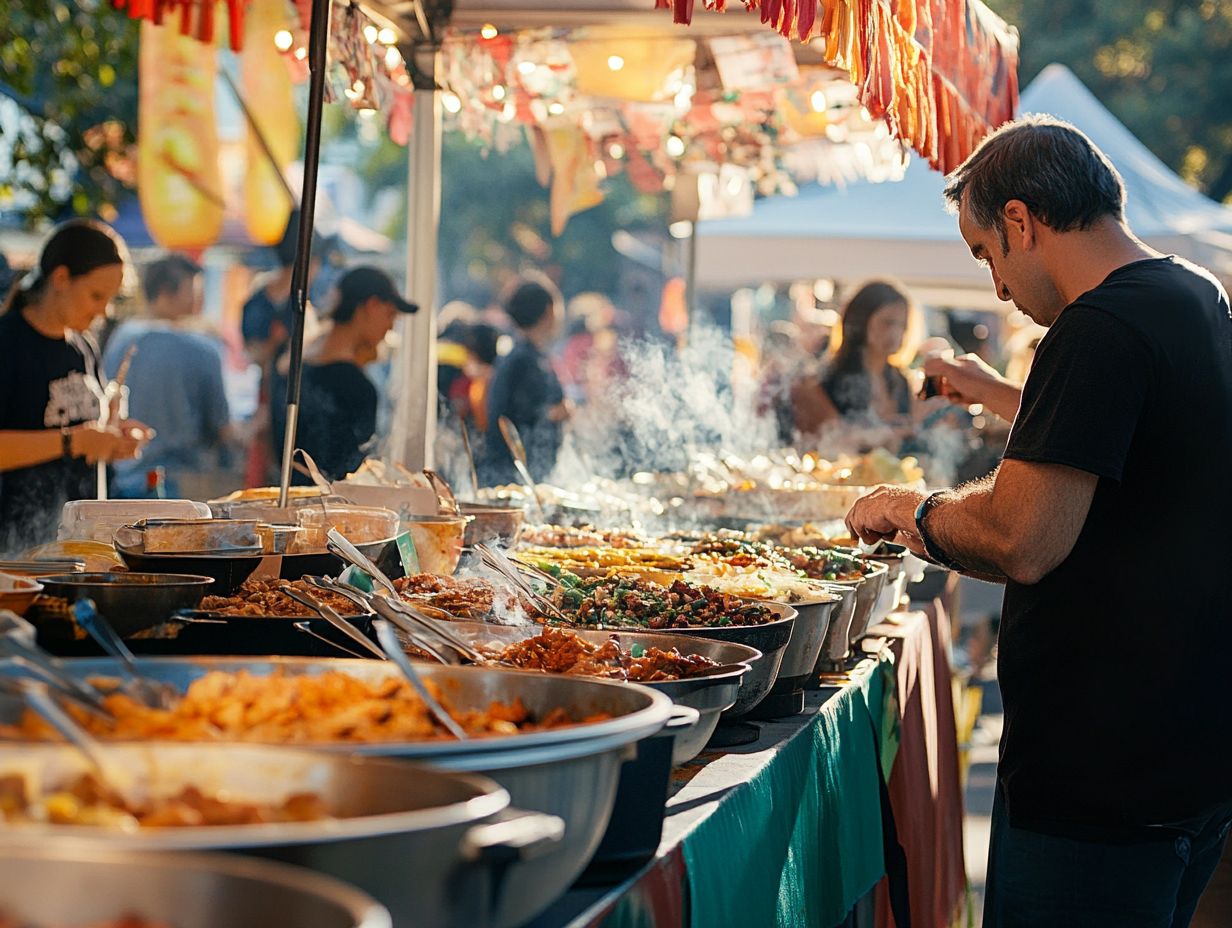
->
[385, 46, 401, 69]
[665, 135, 686, 158]
[607, 55, 625, 71]
[480, 23, 499, 39]
[378, 27, 397, 45]
[363, 24, 378, 43]
[809, 89, 827, 113]
[273, 30, 294, 52]
[442, 92, 463, 114]
[492, 84, 506, 101]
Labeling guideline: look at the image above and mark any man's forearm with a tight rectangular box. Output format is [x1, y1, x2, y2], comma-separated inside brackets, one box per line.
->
[981, 379, 1023, 422]
[920, 474, 1010, 579]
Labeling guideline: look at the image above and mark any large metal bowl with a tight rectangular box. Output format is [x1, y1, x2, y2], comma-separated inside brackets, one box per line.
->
[431, 621, 756, 765]
[0, 845, 390, 928]
[832, 560, 889, 648]
[646, 603, 796, 721]
[863, 542, 908, 626]
[759, 595, 840, 691]
[0, 743, 562, 928]
[114, 537, 404, 596]
[35, 572, 214, 637]
[459, 502, 526, 547]
[0, 657, 671, 928]
[812, 582, 860, 679]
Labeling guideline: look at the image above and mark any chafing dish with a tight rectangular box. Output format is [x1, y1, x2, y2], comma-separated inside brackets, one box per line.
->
[0, 743, 560, 928]
[0, 657, 671, 928]
[0, 845, 390, 928]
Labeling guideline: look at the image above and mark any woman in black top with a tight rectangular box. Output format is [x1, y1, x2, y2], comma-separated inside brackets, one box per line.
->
[0, 221, 150, 554]
[792, 280, 915, 435]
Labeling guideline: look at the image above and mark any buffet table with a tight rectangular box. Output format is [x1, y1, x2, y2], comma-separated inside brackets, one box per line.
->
[528, 610, 965, 928]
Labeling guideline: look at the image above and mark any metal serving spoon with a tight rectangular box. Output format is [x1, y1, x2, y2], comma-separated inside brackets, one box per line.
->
[372, 619, 469, 740]
[497, 416, 546, 522]
[325, 528, 400, 596]
[73, 599, 178, 709]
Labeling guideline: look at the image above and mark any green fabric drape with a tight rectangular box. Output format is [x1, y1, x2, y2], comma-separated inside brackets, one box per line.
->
[683, 661, 892, 928]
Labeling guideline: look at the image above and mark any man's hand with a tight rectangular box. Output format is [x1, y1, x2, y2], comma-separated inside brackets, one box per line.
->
[845, 485, 925, 546]
[922, 354, 1023, 421]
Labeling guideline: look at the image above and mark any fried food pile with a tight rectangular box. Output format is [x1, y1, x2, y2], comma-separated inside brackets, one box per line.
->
[198, 580, 360, 618]
[0, 771, 325, 829]
[394, 573, 527, 620]
[3, 671, 605, 744]
[492, 627, 719, 682]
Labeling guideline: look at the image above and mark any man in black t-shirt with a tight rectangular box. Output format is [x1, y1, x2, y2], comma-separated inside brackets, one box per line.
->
[846, 116, 1232, 927]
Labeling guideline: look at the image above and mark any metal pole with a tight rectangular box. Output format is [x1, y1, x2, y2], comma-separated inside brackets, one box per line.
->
[278, 0, 332, 508]
[389, 45, 441, 471]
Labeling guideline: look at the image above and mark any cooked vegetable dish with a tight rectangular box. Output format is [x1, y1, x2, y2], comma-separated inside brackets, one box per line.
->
[198, 579, 361, 618]
[545, 571, 777, 630]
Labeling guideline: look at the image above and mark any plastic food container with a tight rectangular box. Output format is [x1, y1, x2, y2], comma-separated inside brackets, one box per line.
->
[0, 572, 43, 616]
[402, 515, 471, 576]
[297, 505, 400, 549]
[60, 499, 210, 544]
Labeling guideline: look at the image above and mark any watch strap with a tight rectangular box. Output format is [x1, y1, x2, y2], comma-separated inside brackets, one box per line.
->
[913, 492, 964, 571]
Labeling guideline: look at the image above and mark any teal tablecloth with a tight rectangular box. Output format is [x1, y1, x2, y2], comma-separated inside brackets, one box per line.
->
[681, 659, 894, 928]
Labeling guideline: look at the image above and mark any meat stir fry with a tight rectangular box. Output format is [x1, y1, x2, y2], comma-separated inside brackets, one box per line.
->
[2, 671, 608, 744]
[393, 573, 527, 620]
[520, 525, 645, 549]
[547, 572, 777, 630]
[0, 772, 326, 828]
[198, 580, 360, 617]
[492, 627, 719, 682]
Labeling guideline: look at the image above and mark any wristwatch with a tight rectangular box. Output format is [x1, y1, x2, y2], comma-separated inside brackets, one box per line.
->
[913, 492, 965, 571]
[60, 426, 74, 460]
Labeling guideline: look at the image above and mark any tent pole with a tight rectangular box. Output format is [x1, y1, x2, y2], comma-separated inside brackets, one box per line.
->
[390, 44, 441, 472]
[278, 0, 332, 507]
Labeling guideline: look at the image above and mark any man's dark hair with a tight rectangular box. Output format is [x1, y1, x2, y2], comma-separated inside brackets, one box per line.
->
[143, 253, 202, 303]
[506, 277, 560, 331]
[466, 323, 501, 366]
[944, 115, 1126, 252]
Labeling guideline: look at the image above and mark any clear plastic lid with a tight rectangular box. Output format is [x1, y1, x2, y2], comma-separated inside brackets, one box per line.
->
[296, 505, 399, 546]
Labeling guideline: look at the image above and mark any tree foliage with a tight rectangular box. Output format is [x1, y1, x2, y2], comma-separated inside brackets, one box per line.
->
[0, 0, 140, 223]
[987, 0, 1232, 202]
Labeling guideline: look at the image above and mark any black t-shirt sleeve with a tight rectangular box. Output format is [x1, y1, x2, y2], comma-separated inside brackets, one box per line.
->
[1004, 305, 1151, 481]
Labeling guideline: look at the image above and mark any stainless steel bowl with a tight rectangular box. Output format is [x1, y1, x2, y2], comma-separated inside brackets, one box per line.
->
[431, 621, 756, 764]
[0, 845, 390, 928]
[828, 560, 889, 648]
[0, 743, 562, 928]
[35, 572, 213, 637]
[759, 595, 840, 690]
[813, 582, 860, 676]
[0, 657, 671, 928]
[864, 542, 908, 626]
[458, 502, 526, 547]
[649, 603, 796, 721]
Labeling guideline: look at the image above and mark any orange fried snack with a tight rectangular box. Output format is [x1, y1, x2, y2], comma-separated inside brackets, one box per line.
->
[2, 671, 603, 744]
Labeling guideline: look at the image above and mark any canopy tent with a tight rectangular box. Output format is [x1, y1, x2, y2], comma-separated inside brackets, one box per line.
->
[694, 63, 1232, 303]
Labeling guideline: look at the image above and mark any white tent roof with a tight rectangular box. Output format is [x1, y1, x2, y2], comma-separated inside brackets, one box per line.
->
[696, 63, 1232, 301]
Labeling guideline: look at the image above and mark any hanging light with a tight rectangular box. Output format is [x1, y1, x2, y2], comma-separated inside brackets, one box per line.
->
[385, 46, 402, 69]
[517, 60, 537, 76]
[442, 92, 463, 114]
[665, 135, 686, 158]
[492, 84, 506, 101]
[363, 23, 379, 43]
[608, 142, 625, 159]
[607, 55, 625, 71]
[273, 29, 294, 52]
[378, 27, 397, 45]
[547, 101, 565, 116]
[294, 46, 307, 60]
[480, 23, 499, 39]
[809, 89, 828, 113]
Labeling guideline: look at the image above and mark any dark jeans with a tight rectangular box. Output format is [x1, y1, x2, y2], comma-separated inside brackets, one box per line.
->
[985, 784, 1232, 928]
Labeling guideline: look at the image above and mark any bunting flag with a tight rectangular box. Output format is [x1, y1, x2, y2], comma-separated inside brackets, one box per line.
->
[112, 0, 245, 52]
[656, 0, 1019, 172]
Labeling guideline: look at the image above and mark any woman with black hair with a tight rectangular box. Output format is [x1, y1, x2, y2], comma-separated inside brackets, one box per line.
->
[792, 280, 916, 435]
[0, 220, 151, 553]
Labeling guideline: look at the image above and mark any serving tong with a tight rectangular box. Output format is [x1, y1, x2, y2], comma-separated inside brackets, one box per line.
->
[0, 612, 112, 718]
[497, 416, 547, 522]
[279, 585, 386, 660]
[72, 599, 179, 709]
[474, 543, 566, 622]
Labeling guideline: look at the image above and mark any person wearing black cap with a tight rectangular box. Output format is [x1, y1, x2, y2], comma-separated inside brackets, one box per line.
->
[291, 266, 417, 482]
